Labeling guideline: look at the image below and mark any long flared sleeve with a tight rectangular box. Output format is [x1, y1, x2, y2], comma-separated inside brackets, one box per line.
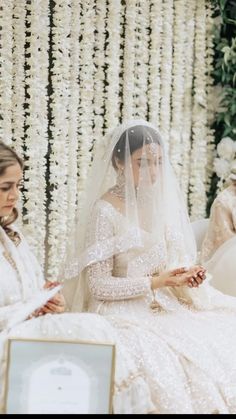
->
[86, 202, 151, 301]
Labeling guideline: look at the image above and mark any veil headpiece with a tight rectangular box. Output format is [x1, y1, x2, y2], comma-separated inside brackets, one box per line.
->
[61, 119, 197, 310]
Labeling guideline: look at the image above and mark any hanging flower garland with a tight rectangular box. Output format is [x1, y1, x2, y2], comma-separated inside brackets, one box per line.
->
[93, 0, 106, 151]
[205, 1, 216, 194]
[23, 0, 49, 267]
[169, 0, 186, 181]
[122, 0, 136, 120]
[11, 1, 26, 226]
[48, 0, 71, 278]
[180, 0, 196, 203]
[105, 0, 122, 131]
[118, 1, 125, 124]
[0, 1, 13, 145]
[189, 0, 208, 219]
[133, 0, 149, 120]
[148, 0, 163, 127]
[66, 0, 81, 238]
[76, 0, 95, 214]
[159, 0, 174, 150]
[12, 1, 25, 154]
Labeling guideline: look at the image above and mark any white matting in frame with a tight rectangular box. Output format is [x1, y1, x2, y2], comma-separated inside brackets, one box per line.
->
[4, 337, 115, 414]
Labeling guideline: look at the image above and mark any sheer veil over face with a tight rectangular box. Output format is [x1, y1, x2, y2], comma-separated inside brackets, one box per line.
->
[61, 120, 197, 310]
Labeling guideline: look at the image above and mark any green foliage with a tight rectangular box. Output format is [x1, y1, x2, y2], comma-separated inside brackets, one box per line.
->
[207, 0, 236, 213]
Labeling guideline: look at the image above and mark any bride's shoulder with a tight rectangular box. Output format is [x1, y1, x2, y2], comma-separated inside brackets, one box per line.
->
[100, 191, 121, 207]
[93, 193, 122, 218]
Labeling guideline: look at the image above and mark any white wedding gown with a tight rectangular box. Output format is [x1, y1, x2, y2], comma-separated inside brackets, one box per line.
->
[2, 202, 236, 414]
[74, 199, 236, 414]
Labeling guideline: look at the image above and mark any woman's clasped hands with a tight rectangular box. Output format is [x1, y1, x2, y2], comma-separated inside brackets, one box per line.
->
[151, 265, 206, 290]
[28, 281, 66, 319]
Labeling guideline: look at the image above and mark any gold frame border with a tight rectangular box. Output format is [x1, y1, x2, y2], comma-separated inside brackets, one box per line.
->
[4, 336, 116, 414]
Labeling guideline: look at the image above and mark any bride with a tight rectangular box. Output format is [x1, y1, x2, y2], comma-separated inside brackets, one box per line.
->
[63, 119, 236, 414]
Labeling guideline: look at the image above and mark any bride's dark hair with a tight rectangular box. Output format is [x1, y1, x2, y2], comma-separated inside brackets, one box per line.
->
[111, 124, 161, 169]
[0, 141, 24, 244]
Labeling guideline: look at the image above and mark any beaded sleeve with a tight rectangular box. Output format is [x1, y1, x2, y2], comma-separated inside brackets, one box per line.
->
[86, 202, 151, 301]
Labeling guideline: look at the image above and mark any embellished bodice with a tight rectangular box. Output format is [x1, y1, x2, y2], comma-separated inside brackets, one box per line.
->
[84, 200, 193, 314]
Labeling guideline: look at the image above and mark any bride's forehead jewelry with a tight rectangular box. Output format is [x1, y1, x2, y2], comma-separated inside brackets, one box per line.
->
[147, 142, 158, 155]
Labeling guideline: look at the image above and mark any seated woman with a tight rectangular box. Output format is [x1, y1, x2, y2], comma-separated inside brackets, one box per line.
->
[0, 141, 157, 414]
[200, 170, 236, 296]
[65, 119, 236, 414]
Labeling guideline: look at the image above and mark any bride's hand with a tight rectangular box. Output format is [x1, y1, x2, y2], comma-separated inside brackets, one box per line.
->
[185, 265, 206, 288]
[151, 267, 187, 289]
[151, 266, 206, 289]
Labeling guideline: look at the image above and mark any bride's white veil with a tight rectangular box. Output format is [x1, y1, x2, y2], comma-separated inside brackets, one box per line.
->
[61, 119, 199, 311]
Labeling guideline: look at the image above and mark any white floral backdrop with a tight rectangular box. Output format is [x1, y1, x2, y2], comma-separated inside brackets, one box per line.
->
[0, 0, 217, 278]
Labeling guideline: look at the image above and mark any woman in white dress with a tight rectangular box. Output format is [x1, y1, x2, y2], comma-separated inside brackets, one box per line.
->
[0, 141, 156, 414]
[201, 173, 236, 296]
[64, 119, 236, 414]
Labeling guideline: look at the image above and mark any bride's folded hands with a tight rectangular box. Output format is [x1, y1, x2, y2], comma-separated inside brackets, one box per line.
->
[151, 265, 206, 290]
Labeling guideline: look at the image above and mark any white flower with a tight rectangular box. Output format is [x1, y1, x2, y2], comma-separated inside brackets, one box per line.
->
[230, 159, 236, 171]
[217, 137, 235, 160]
[213, 157, 231, 178]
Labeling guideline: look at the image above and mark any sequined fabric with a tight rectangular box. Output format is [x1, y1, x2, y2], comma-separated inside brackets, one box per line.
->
[201, 184, 236, 262]
[84, 200, 236, 413]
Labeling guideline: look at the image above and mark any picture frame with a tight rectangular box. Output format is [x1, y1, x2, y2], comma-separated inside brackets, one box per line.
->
[4, 337, 115, 414]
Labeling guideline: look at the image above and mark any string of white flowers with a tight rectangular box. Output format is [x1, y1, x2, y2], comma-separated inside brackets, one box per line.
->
[205, 1, 216, 193]
[66, 0, 81, 239]
[189, 0, 208, 219]
[105, 0, 121, 131]
[11, 1, 26, 226]
[76, 0, 95, 215]
[23, 0, 49, 268]
[148, 0, 163, 127]
[180, 0, 196, 203]
[48, 0, 71, 278]
[12, 1, 25, 154]
[122, 0, 136, 120]
[118, 1, 125, 125]
[93, 0, 106, 154]
[0, 1, 13, 145]
[159, 0, 174, 150]
[133, 1, 149, 120]
[169, 0, 186, 181]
